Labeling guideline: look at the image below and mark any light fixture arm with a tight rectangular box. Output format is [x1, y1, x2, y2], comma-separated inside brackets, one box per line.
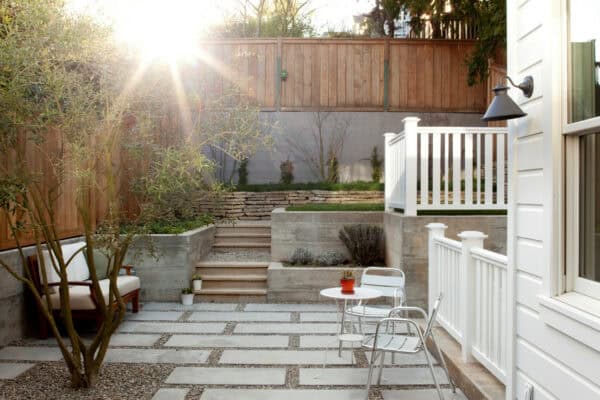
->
[504, 75, 534, 98]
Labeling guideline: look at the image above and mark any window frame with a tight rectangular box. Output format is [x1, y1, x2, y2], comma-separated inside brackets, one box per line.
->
[563, 0, 600, 300]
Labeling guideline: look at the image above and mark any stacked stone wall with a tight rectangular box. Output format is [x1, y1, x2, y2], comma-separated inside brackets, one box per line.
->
[198, 190, 383, 220]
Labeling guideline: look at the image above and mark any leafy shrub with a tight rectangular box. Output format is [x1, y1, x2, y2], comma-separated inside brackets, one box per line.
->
[238, 158, 249, 185]
[339, 224, 384, 266]
[370, 146, 383, 182]
[290, 248, 313, 265]
[315, 250, 346, 266]
[280, 159, 294, 184]
[327, 154, 339, 183]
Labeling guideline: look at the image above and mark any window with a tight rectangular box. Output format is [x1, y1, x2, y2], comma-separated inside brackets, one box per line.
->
[564, 0, 600, 300]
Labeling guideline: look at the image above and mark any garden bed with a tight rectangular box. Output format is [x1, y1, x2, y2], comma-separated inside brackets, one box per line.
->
[287, 203, 384, 212]
[234, 181, 383, 192]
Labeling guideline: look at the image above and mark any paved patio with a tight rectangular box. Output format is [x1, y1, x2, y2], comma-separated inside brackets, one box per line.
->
[0, 303, 466, 399]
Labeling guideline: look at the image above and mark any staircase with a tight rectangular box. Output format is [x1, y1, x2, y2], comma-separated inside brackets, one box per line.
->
[195, 221, 271, 301]
[213, 221, 271, 248]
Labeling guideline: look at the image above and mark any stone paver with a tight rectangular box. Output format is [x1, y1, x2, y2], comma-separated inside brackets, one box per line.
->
[299, 312, 338, 322]
[165, 335, 289, 348]
[200, 389, 366, 400]
[109, 333, 162, 347]
[125, 311, 184, 321]
[143, 302, 238, 311]
[234, 323, 338, 334]
[166, 367, 286, 385]
[118, 321, 226, 334]
[220, 350, 352, 365]
[0, 347, 62, 362]
[189, 312, 291, 322]
[299, 367, 449, 386]
[364, 351, 428, 365]
[383, 389, 467, 400]
[151, 388, 190, 400]
[299, 336, 351, 348]
[0, 363, 35, 379]
[105, 348, 209, 364]
[244, 304, 336, 312]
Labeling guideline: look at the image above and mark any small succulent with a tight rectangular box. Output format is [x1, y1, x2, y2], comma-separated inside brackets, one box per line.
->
[341, 270, 354, 280]
[181, 288, 193, 294]
[290, 248, 313, 265]
[191, 273, 202, 281]
[315, 250, 346, 266]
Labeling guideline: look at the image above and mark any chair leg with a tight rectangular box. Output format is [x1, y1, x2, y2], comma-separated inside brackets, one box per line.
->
[132, 290, 140, 313]
[431, 331, 456, 393]
[365, 350, 379, 400]
[423, 347, 445, 400]
[377, 350, 385, 384]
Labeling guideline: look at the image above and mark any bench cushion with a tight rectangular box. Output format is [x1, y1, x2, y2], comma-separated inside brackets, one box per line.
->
[42, 276, 140, 310]
[41, 242, 89, 284]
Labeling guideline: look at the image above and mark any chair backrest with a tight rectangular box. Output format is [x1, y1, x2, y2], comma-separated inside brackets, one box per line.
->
[360, 267, 405, 299]
[40, 241, 89, 284]
[423, 292, 443, 340]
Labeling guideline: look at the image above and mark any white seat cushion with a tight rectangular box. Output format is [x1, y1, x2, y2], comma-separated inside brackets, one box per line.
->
[41, 242, 89, 283]
[42, 276, 140, 310]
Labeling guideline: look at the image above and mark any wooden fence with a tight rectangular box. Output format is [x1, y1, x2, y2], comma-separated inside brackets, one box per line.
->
[194, 38, 488, 113]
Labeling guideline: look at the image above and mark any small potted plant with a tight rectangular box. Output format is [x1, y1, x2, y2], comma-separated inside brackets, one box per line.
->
[340, 270, 355, 294]
[191, 273, 202, 291]
[181, 288, 194, 305]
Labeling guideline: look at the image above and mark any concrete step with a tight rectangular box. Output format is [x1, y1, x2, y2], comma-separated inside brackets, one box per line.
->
[213, 242, 271, 248]
[215, 233, 271, 238]
[196, 262, 269, 276]
[214, 236, 271, 246]
[216, 222, 271, 236]
[194, 288, 267, 296]
[201, 280, 267, 290]
[202, 275, 267, 281]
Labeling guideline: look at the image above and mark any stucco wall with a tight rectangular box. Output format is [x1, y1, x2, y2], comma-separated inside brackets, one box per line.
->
[199, 190, 383, 220]
[384, 212, 507, 309]
[236, 111, 485, 184]
[271, 208, 384, 262]
[124, 225, 215, 301]
[0, 236, 83, 346]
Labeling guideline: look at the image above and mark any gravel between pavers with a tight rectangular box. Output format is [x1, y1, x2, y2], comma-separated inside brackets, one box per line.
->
[0, 362, 174, 400]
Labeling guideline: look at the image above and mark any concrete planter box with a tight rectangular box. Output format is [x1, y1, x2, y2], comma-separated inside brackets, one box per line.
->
[125, 225, 215, 302]
[271, 208, 384, 262]
[267, 262, 366, 302]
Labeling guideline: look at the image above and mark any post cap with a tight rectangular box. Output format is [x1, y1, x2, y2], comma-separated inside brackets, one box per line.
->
[426, 223, 448, 230]
[402, 116, 421, 124]
[457, 231, 488, 240]
[383, 132, 397, 138]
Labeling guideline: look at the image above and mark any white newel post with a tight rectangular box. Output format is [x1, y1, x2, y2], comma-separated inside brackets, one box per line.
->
[457, 230, 487, 362]
[383, 132, 397, 211]
[403, 117, 420, 216]
[426, 223, 448, 316]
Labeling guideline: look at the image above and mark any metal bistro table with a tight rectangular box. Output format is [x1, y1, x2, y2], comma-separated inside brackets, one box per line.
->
[320, 286, 382, 363]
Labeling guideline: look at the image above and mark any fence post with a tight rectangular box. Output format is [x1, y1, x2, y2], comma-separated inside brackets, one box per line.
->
[426, 223, 447, 316]
[403, 117, 420, 216]
[383, 132, 397, 211]
[457, 230, 487, 362]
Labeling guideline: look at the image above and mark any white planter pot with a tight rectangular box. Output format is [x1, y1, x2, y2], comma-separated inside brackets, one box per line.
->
[181, 293, 194, 305]
[192, 280, 202, 291]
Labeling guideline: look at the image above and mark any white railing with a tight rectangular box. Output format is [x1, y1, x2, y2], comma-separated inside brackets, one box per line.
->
[384, 117, 508, 215]
[427, 223, 509, 385]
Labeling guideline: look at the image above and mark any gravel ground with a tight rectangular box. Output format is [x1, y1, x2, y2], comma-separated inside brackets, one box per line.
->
[0, 362, 174, 400]
[205, 248, 271, 262]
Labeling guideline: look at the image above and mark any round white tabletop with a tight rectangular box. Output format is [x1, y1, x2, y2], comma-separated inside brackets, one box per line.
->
[320, 287, 382, 301]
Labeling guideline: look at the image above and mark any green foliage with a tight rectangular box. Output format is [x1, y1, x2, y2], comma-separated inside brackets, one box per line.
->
[339, 225, 385, 266]
[342, 269, 354, 280]
[290, 248, 313, 265]
[280, 159, 294, 184]
[235, 181, 384, 192]
[370, 146, 383, 182]
[181, 288, 193, 294]
[238, 158, 249, 185]
[287, 203, 384, 212]
[315, 250, 346, 266]
[121, 215, 214, 235]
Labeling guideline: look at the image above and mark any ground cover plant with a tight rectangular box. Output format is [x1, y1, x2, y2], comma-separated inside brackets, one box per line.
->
[235, 181, 384, 192]
[287, 203, 384, 212]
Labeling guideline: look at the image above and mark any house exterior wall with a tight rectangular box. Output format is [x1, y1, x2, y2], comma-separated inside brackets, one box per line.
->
[507, 0, 600, 399]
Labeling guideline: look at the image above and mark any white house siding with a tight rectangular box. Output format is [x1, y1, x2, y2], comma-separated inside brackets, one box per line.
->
[508, 0, 600, 399]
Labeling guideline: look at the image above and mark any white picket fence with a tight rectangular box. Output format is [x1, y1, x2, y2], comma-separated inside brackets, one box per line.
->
[427, 223, 509, 385]
[384, 117, 508, 215]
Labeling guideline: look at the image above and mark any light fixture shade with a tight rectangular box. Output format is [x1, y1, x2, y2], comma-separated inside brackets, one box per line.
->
[481, 85, 527, 122]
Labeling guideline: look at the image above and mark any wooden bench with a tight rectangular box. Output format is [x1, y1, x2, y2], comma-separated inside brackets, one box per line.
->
[27, 241, 140, 338]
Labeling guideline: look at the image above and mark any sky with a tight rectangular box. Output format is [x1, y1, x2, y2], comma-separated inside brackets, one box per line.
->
[66, 0, 375, 35]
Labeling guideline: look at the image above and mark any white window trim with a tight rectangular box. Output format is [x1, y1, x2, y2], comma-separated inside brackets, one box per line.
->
[562, 0, 600, 301]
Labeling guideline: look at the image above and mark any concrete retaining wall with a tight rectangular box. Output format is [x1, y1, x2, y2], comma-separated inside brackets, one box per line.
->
[267, 263, 365, 302]
[199, 190, 383, 220]
[125, 225, 215, 301]
[0, 236, 83, 347]
[384, 212, 507, 310]
[271, 208, 384, 262]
